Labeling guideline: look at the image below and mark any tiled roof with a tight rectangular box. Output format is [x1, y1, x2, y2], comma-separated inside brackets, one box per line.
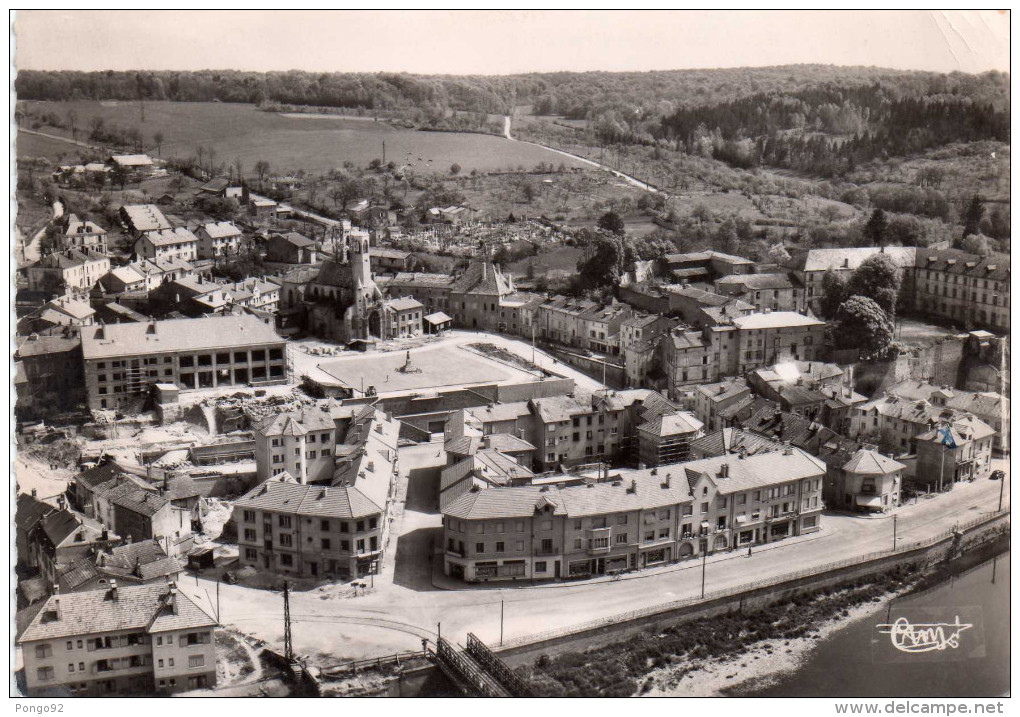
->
[792, 246, 918, 273]
[885, 380, 1008, 421]
[388, 297, 424, 312]
[111, 154, 153, 167]
[48, 298, 99, 321]
[689, 428, 784, 458]
[233, 479, 384, 520]
[81, 314, 283, 359]
[740, 406, 839, 452]
[915, 414, 996, 444]
[19, 582, 213, 642]
[201, 221, 242, 238]
[716, 273, 796, 291]
[93, 479, 170, 518]
[638, 412, 704, 437]
[731, 312, 824, 330]
[277, 231, 315, 248]
[467, 401, 532, 424]
[696, 378, 750, 404]
[370, 247, 411, 260]
[914, 249, 1009, 281]
[143, 227, 198, 247]
[255, 407, 334, 437]
[109, 265, 146, 285]
[842, 449, 906, 475]
[15, 334, 81, 358]
[669, 330, 705, 350]
[16, 494, 55, 531]
[40, 510, 105, 548]
[121, 204, 171, 233]
[679, 448, 827, 495]
[450, 262, 512, 296]
[34, 248, 108, 269]
[389, 272, 453, 288]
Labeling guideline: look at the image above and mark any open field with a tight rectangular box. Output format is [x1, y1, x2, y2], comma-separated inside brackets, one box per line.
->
[16, 100, 590, 175]
[316, 341, 542, 393]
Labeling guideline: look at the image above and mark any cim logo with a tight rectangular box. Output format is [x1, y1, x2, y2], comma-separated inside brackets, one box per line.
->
[873, 607, 985, 663]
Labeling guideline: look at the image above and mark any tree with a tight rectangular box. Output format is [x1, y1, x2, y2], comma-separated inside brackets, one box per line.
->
[254, 159, 270, 189]
[575, 229, 633, 291]
[960, 232, 993, 256]
[819, 269, 849, 320]
[153, 131, 164, 156]
[846, 253, 901, 316]
[766, 242, 791, 265]
[110, 164, 129, 190]
[67, 110, 78, 143]
[232, 157, 244, 185]
[963, 195, 984, 238]
[597, 211, 626, 236]
[833, 295, 894, 357]
[862, 208, 888, 245]
[450, 163, 461, 175]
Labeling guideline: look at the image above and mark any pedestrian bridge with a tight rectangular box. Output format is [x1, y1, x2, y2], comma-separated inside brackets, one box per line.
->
[425, 633, 532, 697]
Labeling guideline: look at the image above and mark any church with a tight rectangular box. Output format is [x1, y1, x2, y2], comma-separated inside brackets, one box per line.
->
[286, 233, 424, 344]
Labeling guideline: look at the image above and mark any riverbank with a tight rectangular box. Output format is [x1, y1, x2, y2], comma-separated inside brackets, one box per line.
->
[644, 583, 907, 697]
[516, 523, 1009, 698]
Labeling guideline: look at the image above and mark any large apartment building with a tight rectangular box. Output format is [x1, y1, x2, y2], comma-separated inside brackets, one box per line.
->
[18, 582, 217, 696]
[254, 407, 337, 484]
[442, 447, 825, 582]
[80, 315, 288, 412]
[27, 249, 111, 296]
[790, 245, 1009, 335]
[232, 479, 387, 579]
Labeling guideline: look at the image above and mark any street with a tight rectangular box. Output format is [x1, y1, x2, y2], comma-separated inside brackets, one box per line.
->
[177, 456, 1009, 668]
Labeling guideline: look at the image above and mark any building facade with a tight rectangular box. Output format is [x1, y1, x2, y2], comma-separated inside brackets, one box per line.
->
[18, 583, 217, 696]
[80, 315, 288, 412]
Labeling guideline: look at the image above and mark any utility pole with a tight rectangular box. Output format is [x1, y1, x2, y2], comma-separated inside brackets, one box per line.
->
[283, 581, 293, 662]
[437, 622, 441, 643]
[892, 514, 897, 551]
[998, 471, 1006, 512]
[700, 549, 707, 599]
[500, 600, 504, 647]
[216, 579, 221, 622]
[382, 140, 386, 164]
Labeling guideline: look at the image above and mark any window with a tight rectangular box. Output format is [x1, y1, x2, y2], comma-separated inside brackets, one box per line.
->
[35, 644, 52, 659]
[189, 655, 205, 668]
[616, 515, 628, 525]
[357, 520, 365, 532]
[658, 509, 670, 520]
[36, 667, 54, 682]
[535, 561, 547, 572]
[496, 541, 505, 553]
[369, 517, 378, 530]
[495, 522, 505, 533]
[66, 641, 73, 650]
[159, 659, 165, 668]
[700, 502, 709, 514]
[280, 554, 293, 567]
[645, 530, 655, 541]
[244, 529, 256, 541]
[279, 534, 293, 547]
[278, 515, 292, 528]
[475, 542, 485, 553]
[659, 528, 670, 539]
[340, 521, 349, 532]
[592, 516, 607, 529]
[515, 521, 525, 533]
[68, 663, 75, 673]
[321, 538, 331, 550]
[245, 548, 257, 560]
[157, 636, 163, 646]
[573, 538, 582, 549]
[616, 533, 628, 544]
[540, 520, 553, 530]
[321, 520, 330, 531]
[682, 505, 693, 517]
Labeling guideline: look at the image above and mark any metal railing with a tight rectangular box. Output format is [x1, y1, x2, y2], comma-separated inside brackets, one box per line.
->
[465, 633, 532, 697]
[500, 509, 1009, 650]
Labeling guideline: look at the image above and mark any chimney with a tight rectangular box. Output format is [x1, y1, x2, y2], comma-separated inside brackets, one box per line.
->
[167, 583, 179, 615]
[31, 488, 37, 497]
[662, 474, 671, 489]
[719, 463, 729, 478]
[110, 579, 118, 601]
[319, 487, 328, 499]
[57, 495, 66, 510]
[628, 479, 637, 494]
[53, 597, 62, 620]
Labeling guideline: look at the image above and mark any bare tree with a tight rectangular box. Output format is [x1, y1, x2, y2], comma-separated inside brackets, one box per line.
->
[233, 157, 244, 185]
[254, 159, 270, 189]
[153, 131, 164, 157]
[67, 110, 78, 143]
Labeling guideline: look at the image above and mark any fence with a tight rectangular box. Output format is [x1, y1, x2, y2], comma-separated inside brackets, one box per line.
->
[500, 509, 1009, 650]
[320, 650, 425, 676]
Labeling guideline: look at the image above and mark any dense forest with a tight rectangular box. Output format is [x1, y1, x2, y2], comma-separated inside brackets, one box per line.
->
[657, 83, 1010, 178]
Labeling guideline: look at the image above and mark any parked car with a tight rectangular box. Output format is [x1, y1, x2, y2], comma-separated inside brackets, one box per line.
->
[990, 470, 1005, 481]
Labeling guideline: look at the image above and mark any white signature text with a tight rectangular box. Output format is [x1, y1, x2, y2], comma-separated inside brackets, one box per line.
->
[876, 616, 973, 653]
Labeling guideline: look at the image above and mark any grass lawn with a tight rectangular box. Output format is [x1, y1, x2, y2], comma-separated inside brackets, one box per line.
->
[17, 100, 591, 175]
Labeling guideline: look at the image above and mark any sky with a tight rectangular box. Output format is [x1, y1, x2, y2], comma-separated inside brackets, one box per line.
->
[13, 10, 1010, 76]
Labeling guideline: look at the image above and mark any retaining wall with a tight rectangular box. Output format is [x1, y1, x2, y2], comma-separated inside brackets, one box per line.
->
[495, 511, 1009, 666]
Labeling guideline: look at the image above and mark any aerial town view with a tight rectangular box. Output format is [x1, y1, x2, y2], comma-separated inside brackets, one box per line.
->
[9, 9, 1010, 707]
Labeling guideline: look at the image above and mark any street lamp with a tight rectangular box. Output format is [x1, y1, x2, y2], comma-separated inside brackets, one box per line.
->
[892, 514, 897, 551]
[998, 470, 1007, 512]
[700, 549, 707, 599]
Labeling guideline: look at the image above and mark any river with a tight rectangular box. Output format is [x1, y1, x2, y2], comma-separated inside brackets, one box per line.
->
[742, 552, 1010, 698]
